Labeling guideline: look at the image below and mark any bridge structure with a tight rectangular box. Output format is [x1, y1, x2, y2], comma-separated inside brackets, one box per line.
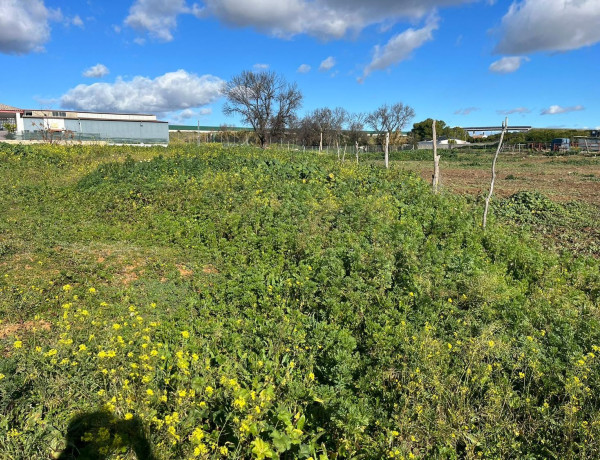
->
[462, 125, 532, 134]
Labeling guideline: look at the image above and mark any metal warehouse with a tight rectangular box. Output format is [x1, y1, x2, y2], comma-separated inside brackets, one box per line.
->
[0, 103, 169, 144]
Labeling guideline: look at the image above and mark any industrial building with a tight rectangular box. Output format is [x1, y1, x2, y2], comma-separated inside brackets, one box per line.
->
[0, 103, 169, 144]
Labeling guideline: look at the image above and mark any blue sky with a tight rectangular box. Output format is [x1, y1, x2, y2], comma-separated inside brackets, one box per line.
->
[1, 0, 599, 130]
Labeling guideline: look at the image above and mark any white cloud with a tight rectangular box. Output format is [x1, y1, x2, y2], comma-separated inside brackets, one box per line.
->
[497, 107, 531, 115]
[0, 0, 51, 54]
[541, 105, 585, 115]
[495, 0, 600, 54]
[454, 107, 479, 115]
[253, 63, 269, 70]
[171, 107, 212, 122]
[124, 0, 474, 41]
[319, 56, 336, 71]
[179, 108, 196, 119]
[362, 15, 438, 78]
[489, 56, 529, 74]
[60, 70, 225, 114]
[200, 0, 473, 39]
[297, 64, 311, 73]
[83, 64, 110, 78]
[125, 0, 188, 41]
[71, 15, 84, 28]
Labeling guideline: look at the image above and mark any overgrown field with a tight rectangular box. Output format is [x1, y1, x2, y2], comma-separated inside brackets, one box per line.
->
[1, 143, 599, 459]
[380, 150, 600, 257]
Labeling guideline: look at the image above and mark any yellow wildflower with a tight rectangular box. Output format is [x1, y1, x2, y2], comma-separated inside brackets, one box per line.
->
[234, 397, 246, 409]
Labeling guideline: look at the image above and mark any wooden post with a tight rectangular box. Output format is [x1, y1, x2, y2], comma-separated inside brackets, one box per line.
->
[385, 131, 390, 168]
[319, 131, 323, 152]
[483, 117, 508, 229]
[432, 119, 440, 193]
[355, 141, 359, 164]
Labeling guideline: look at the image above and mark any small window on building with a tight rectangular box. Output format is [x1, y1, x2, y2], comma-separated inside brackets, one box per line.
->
[52, 111, 67, 117]
[25, 111, 32, 116]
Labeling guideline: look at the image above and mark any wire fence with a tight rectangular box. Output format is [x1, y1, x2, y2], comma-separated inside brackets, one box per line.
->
[15, 131, 168, 145]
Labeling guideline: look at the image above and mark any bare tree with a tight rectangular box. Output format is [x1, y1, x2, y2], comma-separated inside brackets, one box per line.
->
[302, 107, 347, 154]
[346, 113, 367, 163]
[223, 70, 303, 148]
[311, 108, 331, 152]
[366, 102, 415, 168]
[331, 107, 347, 158]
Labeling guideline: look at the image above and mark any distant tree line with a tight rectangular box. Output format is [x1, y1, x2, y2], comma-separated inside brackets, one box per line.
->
[222, 69, 586, 151]
[223, 70, 415, 156]
[480, 129, 593, 144]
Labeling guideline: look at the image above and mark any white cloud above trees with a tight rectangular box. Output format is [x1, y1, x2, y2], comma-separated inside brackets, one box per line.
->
[125, 0, 473, 40]
[61, 70, 224, 114]
[541, 105, 584, 116]
[497, 107, 531, 115]
[361, 15, 438, 79]
[83, 64, 110, 78]
[125, 0, 202, 41]
[495, 0, 600, 54]
[319, 57, 336, 71]
[489, 56, 528, 74]
[201, 0, 471, 39]
[454, 107, 479, 115]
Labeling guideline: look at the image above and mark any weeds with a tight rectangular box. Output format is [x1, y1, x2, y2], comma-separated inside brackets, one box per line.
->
[1, 144, 599, 458]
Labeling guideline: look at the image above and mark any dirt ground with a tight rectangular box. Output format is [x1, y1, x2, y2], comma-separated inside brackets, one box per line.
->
[400, 154, 600, 205]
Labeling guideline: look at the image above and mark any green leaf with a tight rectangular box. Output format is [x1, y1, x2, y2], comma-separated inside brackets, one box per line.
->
[296, 414, 306, 431]
[271, 430, 292, 453]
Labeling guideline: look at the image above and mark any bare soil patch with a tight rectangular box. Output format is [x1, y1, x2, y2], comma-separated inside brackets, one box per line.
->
[0, 320, 51, 339]
[401, 155, 600, 205]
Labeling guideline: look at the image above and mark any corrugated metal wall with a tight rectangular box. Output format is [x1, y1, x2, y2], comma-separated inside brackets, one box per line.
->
[21, 117, 169, 144]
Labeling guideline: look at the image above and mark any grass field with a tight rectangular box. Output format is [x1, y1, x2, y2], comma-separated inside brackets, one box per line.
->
[1, 143, 599, 459]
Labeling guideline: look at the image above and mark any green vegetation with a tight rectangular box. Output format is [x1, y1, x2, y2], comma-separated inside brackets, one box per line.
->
[483, 129, 594, 145]
[410, 119, 467, 142]
[1, 143, 599, 459]
[494, 191, 600, 258]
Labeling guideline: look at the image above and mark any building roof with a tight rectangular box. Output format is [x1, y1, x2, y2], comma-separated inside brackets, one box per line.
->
[0, 103, 22, 112]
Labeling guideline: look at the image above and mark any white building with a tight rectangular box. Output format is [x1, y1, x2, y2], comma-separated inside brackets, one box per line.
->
[0, 103, 169, 144]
